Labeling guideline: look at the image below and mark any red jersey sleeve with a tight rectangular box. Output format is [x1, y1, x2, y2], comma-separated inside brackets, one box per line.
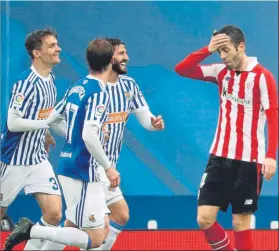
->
[174, 46, 225, 84]
[259, 69, 278, 160]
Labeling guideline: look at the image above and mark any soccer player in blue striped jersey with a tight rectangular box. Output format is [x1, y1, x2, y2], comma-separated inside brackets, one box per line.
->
[93, 38, 165, 250]
[0, 28, 63, 249]
[3, 38, 120, 251]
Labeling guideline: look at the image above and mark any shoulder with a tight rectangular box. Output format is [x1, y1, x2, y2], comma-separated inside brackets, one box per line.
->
[14, 68, 35, 84]
[12, 68, 38, 91]
[255, 64, 276, 83]
[119, 75, 139, 88]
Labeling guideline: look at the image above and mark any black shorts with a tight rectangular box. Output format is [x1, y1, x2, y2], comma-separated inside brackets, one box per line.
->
[198, 154, 263, 214]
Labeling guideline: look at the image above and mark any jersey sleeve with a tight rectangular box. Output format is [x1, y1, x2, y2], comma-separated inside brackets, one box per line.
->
[8, 80, 35, 117]
[54, 88, 71, 118]
[174, 46, 226, 84]
[131, 82, 149, 112]
[259, 70, 278, 159]
[85, 91, 109, 128]
[259, 70, 278, 110]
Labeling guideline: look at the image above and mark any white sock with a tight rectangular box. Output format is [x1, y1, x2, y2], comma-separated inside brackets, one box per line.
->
[98, 221, 123, 250]
[40, 223, 65, 250]
[24, 217, 57, 250]
[30, 226, 91, 249]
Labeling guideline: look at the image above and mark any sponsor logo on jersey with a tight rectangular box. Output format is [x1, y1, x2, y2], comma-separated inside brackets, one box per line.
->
[38, 107, 53, 119]
[222, 88, 252, 106]
[106, 112, 128, 124]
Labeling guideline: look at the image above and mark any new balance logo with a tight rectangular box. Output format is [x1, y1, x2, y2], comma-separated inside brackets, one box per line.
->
[244, 199, 253, 205]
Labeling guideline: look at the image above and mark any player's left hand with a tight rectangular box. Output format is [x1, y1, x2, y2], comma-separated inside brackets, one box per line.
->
[45, 130, 56, 153]
[262, 158, 277, 181]
[151, 115, 165, 130]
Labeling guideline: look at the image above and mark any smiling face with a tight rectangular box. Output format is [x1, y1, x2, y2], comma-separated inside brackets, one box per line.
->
[112, 44, 129, 74]
[33, 35, 61, 66]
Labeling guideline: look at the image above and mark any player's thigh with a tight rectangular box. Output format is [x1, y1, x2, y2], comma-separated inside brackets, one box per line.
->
[198, 155, 231, 212]
[24, 160, 61, 196]
[231, 161, 263, 214]
[0, 162, 28, 208]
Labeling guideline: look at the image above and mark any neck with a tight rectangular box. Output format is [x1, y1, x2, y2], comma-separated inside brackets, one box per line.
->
[32, 60, 52, 77]
[90, 70, 110, 85]
[108, 70, 119, 83]
[235, 54, 249, 71]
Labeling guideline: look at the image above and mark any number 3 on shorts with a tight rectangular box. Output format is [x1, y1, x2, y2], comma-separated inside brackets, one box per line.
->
[49, 177, 59, 190]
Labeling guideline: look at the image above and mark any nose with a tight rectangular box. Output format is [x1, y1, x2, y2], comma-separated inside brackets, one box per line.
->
[124, 53, 129, 61]
[220, 51, 227, 61]
[56, 45, 62, 52]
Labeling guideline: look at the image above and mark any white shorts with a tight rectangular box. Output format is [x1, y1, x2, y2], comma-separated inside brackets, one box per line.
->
[0, 160, 61, 208]
[58, 175, 108, 229]
[96, 165, 124, 207]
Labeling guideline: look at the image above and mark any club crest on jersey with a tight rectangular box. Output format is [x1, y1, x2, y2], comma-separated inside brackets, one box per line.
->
[89, 214, 96, 223]
[246, 82, 254, 90]
[95, 104, 105, 117]
[124, 91, 132, 100]
[13, 93, 25, 107]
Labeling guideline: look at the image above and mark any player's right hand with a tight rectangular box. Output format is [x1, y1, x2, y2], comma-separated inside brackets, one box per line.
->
[105, 167, 120, 188]
[208, 31, 230, 53]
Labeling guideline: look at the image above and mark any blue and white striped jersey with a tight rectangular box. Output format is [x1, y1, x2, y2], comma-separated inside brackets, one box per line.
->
[56, 75, 110, 182]
[1, 66, 57, 166]
[105, 75, 148, 166]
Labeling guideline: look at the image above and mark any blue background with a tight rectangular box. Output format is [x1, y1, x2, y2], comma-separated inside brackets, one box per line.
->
[1, 1, 278, 229]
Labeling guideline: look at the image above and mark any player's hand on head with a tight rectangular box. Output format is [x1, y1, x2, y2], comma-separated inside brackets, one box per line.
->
[45, 130, 56, 153]
[106, 167, 120, 188]
[208, 30, 230, 53]
[262, 158, 277, 181]
[151, 115, 165, 130]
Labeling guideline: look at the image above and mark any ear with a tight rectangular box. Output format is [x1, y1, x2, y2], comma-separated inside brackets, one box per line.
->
[111, 56, 115, 64]
[33, 49, 40, 58]
[238, 42, 245, 52]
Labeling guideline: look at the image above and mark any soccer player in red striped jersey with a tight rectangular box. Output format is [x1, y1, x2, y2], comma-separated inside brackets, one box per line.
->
[175, 25, 278, 251]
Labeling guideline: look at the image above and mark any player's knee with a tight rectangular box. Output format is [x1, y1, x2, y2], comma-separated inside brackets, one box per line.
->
[197, 212, 216, 229]
[112, 211, 129, 226]
[232, 214, 251, 231]
[43, 208, 62, 225]
[89, 229, 108, 248]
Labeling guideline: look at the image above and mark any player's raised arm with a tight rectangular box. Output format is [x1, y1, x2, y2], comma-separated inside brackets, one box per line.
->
[260, 69, 278, 180]
[7, 80, 49, 132]
[174, 33, 230, 84]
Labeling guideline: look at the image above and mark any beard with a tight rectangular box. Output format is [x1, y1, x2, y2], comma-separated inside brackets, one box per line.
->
[112, 61, 128, 74]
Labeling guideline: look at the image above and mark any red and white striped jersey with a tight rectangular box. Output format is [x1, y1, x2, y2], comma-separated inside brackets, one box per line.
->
[175, 47, 278, 164]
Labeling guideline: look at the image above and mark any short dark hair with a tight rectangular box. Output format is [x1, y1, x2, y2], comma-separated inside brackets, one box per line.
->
[215, 25, 245, 48]
[25, 28, 57, 59]
[104, 37, 126, 49]
[86, 38, 114, 73]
